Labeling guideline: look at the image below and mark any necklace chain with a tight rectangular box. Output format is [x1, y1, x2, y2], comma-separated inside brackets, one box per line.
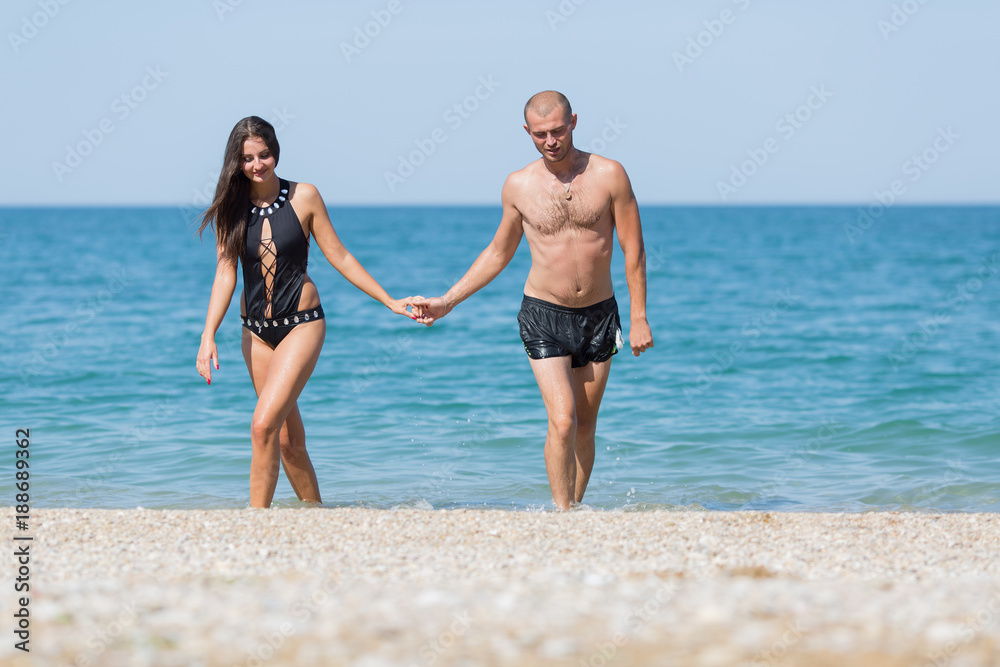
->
[559, 166, 578, 201]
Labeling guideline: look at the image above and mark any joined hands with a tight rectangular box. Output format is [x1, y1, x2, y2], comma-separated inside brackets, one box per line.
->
[400, 296, 450, 326]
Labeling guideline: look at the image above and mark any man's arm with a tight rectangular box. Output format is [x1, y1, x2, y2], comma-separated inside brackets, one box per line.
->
[412, 175, 524, 323]
[610, 162, 653, 356]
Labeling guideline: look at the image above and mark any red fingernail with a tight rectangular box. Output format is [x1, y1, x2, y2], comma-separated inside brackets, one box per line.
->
[207, 379, 211, 385]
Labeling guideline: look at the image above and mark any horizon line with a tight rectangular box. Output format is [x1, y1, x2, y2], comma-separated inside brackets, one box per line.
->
[4, 201, 1000, 209]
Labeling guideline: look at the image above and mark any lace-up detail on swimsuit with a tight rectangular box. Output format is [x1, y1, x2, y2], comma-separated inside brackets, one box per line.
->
[258, 231, 277, 318]
[251, 186, 287, 318]
[240, 179, 322, 347]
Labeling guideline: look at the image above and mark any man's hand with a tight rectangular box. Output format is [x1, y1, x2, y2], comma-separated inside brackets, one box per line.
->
[630, 318, 653, 356]
[407, 296, 451, 326]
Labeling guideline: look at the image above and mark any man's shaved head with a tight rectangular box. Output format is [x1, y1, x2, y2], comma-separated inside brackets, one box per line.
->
[524, 90, 573, 124]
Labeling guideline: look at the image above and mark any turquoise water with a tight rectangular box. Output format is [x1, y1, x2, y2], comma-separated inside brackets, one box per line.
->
[4, 205, 999, 511]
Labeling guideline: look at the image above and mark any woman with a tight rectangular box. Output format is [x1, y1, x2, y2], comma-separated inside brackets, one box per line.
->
[196, 116, 414, 508]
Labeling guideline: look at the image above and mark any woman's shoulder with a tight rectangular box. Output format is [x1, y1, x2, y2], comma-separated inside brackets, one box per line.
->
[287, 180, 323, 202]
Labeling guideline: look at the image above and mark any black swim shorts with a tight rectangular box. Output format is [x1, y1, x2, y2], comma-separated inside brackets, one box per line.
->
[517, 295, 623, 368]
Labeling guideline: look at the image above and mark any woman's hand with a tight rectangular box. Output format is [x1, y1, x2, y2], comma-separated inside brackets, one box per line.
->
[388, 297, 424, 322]
[196, 336, 220, 385]
[406, 296, 450, 326]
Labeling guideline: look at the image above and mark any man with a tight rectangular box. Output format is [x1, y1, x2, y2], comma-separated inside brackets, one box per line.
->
[412, 90, 653, 510]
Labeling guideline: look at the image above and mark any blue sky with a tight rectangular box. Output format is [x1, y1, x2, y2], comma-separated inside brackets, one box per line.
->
[4, 0, 998, 205]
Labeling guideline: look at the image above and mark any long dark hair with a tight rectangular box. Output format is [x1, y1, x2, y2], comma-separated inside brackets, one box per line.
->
[198, 116, 280, 264]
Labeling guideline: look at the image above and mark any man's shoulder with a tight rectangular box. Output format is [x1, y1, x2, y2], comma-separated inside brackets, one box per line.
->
[502, 160, 541, 192]
[585, 152, 626, 176]
[584, 153, 632, 195]
[508, 159, 542, 181]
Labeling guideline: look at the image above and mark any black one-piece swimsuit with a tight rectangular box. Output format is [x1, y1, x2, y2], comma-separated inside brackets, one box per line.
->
[240, 179, 325, 347]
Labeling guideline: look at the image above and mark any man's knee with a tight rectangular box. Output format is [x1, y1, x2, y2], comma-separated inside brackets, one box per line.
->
[576, 416, 598, 437]
[548, 411, 577, 439]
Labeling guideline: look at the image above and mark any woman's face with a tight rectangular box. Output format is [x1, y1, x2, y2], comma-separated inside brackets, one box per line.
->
[240, 136, 276, 184]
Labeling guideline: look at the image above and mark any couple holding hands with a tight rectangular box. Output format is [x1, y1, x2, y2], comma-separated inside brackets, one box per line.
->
[195, 91, 653, 510]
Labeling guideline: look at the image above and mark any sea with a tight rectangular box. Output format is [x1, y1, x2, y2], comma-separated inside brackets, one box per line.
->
[3, 205, 999, 512]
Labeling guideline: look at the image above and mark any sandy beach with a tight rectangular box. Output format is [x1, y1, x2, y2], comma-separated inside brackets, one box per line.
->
[3, 508, 999, 666]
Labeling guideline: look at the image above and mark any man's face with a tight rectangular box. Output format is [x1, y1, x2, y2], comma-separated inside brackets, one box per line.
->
[524, 107, 578, 163]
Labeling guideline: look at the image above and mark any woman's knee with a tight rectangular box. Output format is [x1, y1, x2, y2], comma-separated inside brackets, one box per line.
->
[250, 415, 280, 447]
[279, 433, 305, 459]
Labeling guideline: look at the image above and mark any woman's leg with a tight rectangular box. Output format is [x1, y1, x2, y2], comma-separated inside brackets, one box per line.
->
[278, 404, 321, 503]
[241, 336, 321, 501]
[242, 320, 325, 507]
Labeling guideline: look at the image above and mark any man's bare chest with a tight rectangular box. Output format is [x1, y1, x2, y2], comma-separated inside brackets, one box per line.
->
[522, 189, 610, 237]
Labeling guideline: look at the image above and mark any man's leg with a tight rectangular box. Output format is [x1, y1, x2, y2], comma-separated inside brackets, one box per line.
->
[570, 358, 613, 503]
[527, 355, 577, 510]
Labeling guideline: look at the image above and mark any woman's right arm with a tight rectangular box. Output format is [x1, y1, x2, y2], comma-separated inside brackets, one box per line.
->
[196, 246, 238, 385]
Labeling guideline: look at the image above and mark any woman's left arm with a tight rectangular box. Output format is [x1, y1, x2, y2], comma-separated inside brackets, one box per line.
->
[297, 182, 412, 317]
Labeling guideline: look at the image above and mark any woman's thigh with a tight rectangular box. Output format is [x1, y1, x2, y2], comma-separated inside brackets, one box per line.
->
[242, 320, 326, 425]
